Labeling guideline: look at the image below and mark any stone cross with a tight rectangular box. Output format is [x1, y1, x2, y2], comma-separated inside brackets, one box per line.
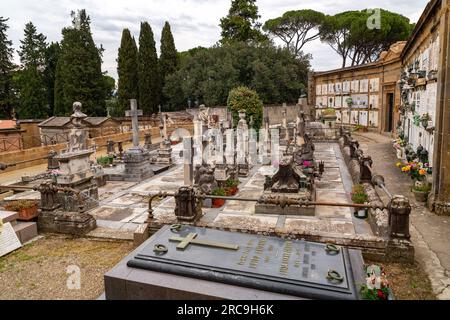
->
[125, 99, 143, 148]
[169, 232, 239, 251]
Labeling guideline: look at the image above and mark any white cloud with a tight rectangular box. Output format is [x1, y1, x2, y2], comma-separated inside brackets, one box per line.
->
[0, 0, 430, 78]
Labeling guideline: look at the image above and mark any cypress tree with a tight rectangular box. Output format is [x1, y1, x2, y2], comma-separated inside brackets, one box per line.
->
[159, 21, 178, 107]
[54, 10, 106, 116]
[117, 29, 138, 115]
[0, 17, 15, 119]
[17, 22, 49, 119]
[44, 42, 60, 117]
[138, 22, 160, 115]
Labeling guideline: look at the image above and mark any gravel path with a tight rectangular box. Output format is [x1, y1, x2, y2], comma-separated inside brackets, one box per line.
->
[0, 234, 133, 300]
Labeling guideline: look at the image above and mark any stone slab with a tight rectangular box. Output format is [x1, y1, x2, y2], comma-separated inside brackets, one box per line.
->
[106, 225, 363, 300]
[0, 222, 22, 257]
[4, 190, 41, 201]
[13, 222, 38, 244]
[0, 210, 19, 224]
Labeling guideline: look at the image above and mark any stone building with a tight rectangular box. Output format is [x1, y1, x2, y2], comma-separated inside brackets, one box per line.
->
[309, 41, 405, 134]
[398, 0, 450, 214]
[0, 120, 24, 152]
[38, 116, 121, 145]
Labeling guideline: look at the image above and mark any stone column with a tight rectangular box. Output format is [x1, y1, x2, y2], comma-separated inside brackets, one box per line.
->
[183, 137, 194, 186]
[387, 195, 411, 240]
[432, 0, 450, 214]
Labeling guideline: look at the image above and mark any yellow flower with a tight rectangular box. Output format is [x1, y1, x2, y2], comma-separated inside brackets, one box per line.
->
[396, 162, 402, 168]
[402, 166, 411, 172]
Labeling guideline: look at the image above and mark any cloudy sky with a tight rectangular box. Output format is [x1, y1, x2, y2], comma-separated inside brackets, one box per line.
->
[1, 0, 430, 80]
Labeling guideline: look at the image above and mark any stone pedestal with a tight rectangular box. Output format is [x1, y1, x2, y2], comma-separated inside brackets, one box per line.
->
[153, 140, 173, 166]
[38, 211, 96, 236]
[123, 147, 154, 181]
[55, 149, 99, 212]
[255, 157, 315, 216]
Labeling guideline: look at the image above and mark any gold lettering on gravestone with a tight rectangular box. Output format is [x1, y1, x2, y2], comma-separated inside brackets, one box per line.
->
[238, 245, 252, 266]
[279, 241, 293, 275]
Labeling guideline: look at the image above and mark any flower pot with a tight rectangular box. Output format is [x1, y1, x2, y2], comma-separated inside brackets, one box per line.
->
[412, 189, 429, 202]
[212, 198, 226, 208]
[355, 208, 368, 219]
[17, 205, 39, 221]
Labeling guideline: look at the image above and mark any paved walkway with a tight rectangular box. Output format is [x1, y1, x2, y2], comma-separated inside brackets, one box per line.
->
[354, 132, 450, 300]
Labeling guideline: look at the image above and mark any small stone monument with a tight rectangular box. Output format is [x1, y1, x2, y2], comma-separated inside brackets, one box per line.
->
[236, 110, 250, 177]
[255, 156, 315, 216]
[54, 102, 98, 212]
[122, 99, 154, 181]
[152, 114, 173, 166]
[38, 103, 97, 235]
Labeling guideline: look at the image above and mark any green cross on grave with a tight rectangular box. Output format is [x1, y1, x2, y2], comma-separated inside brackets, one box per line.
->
[169, 233, 239, 251]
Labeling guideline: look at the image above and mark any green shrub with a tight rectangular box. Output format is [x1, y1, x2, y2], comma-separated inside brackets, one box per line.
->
[351, 184, 369, 204]
[226, 178, 239, 188]
[211, 188, 227, 197]
[227, 86, 263, 130]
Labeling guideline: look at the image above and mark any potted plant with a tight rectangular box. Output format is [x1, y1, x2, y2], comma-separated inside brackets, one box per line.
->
[211, 188, 227, 208]
[5, 200, 39, 221]
[420, 113, 431, 129]
[351, 184, 369, 219]
[399, 161, 431, 202]
[225, 178, 239, 196]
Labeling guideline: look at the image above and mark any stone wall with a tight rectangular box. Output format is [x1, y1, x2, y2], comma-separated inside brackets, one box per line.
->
[187, 105, 303, 126]
[0, 123, 193, 172]
[310, 42, 405, 134]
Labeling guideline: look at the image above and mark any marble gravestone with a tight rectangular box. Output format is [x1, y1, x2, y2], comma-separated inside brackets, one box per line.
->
[104, 225, 364, 300]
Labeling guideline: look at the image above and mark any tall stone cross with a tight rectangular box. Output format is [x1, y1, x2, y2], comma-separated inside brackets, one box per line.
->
[125, 99, 143, 148]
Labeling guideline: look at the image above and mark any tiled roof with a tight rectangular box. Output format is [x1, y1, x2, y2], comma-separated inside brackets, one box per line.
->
[0, 120, 18, 130]
[38, 117, 71, 127]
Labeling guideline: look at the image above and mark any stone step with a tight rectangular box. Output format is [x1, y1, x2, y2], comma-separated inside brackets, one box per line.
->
[0, 210, 19, 224]
[13, 222, 38, 244]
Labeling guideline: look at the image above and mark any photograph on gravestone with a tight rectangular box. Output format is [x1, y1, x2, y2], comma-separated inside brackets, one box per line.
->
[126, 225, 361, 300]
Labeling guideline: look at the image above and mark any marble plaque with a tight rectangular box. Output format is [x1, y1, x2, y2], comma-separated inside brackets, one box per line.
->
[0, 222, 22, 257]
[127, 225, 360, 300]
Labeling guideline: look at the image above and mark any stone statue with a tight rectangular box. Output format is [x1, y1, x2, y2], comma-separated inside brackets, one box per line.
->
[198, 104, 210, 124]
[194, 165, 218, 194]
[268, 157, 301, 193]
[68, 102, 88, 152]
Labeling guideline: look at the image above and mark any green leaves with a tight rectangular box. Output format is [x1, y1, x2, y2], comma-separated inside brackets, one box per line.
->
[319, 9, 413, 67]
[16, 22, 49, 119]
[220, 0, 267, 45]
[54, 10, 106, 116]
[138, 22, 160, 115]
[163, 42, 309, 110]
[0, 17, 15, 118]
[160, 21, 179, 108]
[263, 10, 325, 56]
[227, 86, 263, 130]
[117, 28, 138, 116]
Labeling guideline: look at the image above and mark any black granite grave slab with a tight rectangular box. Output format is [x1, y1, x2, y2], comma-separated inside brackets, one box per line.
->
[126, 225, 362, 300]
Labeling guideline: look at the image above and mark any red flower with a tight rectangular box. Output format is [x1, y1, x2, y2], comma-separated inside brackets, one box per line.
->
[377, 290, 385, 299]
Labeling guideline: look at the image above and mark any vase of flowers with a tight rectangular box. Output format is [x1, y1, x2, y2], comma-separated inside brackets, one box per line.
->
[398, 161, 431, 202]
[360, 265, 393, 300]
